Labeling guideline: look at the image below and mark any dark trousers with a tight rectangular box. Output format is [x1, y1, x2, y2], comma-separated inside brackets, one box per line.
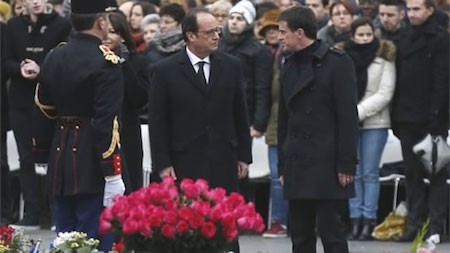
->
[54, 194, 114, 252]
[393, 123, 449, 234]
[289, 199, 349, 253]
[9, 107, 40, 218]
[1, 131, 11, 220]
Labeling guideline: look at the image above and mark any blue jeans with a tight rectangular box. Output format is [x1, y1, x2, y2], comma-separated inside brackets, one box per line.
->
[268, 146, 288, 225]
[349, 129, 388, 220]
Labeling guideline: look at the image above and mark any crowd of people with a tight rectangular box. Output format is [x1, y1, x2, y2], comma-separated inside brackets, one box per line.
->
[0, 0, 448, 252]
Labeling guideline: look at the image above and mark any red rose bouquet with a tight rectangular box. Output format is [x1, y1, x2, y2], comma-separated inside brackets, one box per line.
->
[0, 226, 33, 252]
[100, 177, 265, 252]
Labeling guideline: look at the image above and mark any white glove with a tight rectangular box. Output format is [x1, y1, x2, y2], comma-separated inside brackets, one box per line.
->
[103, 175, 125, 206]
[34, 163, 48, 175]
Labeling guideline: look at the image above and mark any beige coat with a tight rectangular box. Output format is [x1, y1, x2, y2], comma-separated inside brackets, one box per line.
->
[358, 40, 396, 129]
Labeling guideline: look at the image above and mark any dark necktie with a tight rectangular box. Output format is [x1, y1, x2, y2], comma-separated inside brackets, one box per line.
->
[197, 61, 207, 86]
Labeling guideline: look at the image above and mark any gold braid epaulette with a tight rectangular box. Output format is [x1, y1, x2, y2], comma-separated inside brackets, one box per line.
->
[102, 116, 121, 159]
[99, 45, 120, 64]
[34, 83, 56, 119]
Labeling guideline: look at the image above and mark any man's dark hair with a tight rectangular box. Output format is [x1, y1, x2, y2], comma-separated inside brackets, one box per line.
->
[350, 16, 374, 36]
[181, 8, 210, 42]
[70, 13, 104, 31]
[379, 0, 405, 11]
[278, 6, 317, 39]
[255, 1, 278, 20]
[159, 3, 186, 24]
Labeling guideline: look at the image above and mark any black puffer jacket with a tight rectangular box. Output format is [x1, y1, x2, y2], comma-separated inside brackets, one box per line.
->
[219, 27, 273, 132]
[3, 6, 71, 108]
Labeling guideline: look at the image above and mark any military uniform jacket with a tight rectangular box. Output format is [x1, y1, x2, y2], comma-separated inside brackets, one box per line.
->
[278, 41, 358, 199]
[33, 33, 124, 196]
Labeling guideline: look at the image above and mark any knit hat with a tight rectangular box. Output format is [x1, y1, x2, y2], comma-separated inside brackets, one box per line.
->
[229, 0, 256, 25]
[258, 8, 280, 37]
[0, 1, 11, 19]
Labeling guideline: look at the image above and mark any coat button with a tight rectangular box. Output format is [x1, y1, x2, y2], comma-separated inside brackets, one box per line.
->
[56, 147, 60, 151]
[72, 147, 77, 152]
[60, 125, 64, 129]
[75, 125, 80, 129]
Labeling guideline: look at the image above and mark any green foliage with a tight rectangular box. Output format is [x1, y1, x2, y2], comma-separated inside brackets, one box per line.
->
[410, 219, 429, 253]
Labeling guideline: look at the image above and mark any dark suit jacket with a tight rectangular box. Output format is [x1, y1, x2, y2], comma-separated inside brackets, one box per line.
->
[149, 48, 252, 192]
[278, 41, 358, 199]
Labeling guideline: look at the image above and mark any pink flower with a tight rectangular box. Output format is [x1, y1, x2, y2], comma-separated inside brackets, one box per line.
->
[161, 224, 176, 238]
[200, 222, 216, 238]
[205, 188, 226, 203]
[178, 207, 194, 221]
[191, 200, 211, 216]
[188, 213, 204, 229]
[98, 220, 112, 234]
[176, 220, 190, 233]
[163, 210, 178, 225]
[123, 218, 139, 235]
[194, 178, 209, 193]
[180, 179, 201, 199]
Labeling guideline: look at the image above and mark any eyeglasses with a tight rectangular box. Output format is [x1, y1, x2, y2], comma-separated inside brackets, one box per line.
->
[213, 13, 228, 19]
[197, 27, 223, 36]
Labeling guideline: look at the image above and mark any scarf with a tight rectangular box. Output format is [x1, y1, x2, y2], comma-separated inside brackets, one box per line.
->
[344, 38, 380, 101]
[132, 30, 146, 53]
[152, 28, 186, 54]
[220, 24, 254, 51]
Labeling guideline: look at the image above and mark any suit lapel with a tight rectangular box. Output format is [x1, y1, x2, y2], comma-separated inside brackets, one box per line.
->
[178, 50, 208, 95]
[208, 52, 222, 94]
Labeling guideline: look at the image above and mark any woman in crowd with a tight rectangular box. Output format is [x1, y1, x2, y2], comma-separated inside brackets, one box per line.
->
[337, 17, 396, 240]
[104, 11, 150, 192]
[317, 0, 353, 46]
[144, 3, 185, 70]
[209, 0, 232, 27]
[129, 1, 157, 53]
[140, 13, 160, 46]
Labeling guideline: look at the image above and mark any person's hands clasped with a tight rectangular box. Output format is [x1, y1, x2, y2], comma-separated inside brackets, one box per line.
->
[338, 173, 354, 187]
[103, 175, 125, 206]
[237, 161, 248, 179]
[20, 59, 40, 80]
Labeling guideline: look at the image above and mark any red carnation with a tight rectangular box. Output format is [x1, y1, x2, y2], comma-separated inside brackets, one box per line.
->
[176, 220, 190, 233]
[161, 224, 176, 238]
[200, 222, 216, 238]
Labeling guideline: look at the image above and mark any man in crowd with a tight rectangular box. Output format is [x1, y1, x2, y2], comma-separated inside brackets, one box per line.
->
[149, 8, 252, 253]
[391, 0, 449, 243]
[375, 0, 406, 45]
[32, 0, 125, 250]
[3, 0, 71, 230]
[305, 0, 330, 30]
[277, 6, 358, 253]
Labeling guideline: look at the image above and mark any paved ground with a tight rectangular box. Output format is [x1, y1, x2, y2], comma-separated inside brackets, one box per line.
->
[26, 229, 450, 252]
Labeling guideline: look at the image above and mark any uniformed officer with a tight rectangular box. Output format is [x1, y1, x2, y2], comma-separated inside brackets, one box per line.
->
[32, 0, 125, 250]
[277, 6, 358, 253]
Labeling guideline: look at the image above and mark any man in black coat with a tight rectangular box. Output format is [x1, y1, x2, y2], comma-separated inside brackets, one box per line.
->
[149, 9, 252, 252]
[32, 0, 125, 250]
[277, 6, 358, 253]
[391, 0, 449, 243]
[3, 0, 71, 230]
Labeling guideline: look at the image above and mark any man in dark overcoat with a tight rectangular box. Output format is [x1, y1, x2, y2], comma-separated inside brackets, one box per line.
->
[32, 0, 125, 251]
[277, 6, 358, 253]
[148, 9, 252, 252]
[391, 0, 449, 243]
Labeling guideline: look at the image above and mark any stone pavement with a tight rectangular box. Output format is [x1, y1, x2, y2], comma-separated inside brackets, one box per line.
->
[26, 229, 450, 253]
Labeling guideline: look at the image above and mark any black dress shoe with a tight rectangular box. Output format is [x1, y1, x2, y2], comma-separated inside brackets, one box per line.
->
[395, 229, 417, 242]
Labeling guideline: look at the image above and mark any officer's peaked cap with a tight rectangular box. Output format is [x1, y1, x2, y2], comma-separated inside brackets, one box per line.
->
[71, 0, 118, 14]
